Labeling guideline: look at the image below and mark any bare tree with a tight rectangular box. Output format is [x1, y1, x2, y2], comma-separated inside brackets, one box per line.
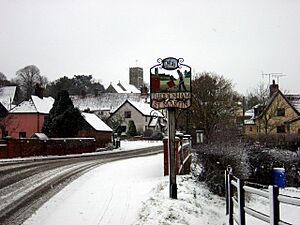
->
[191, 72, 239, 140]
[16, 65, 48, 100]
[245, 82, 269, 109]
[0, 72, 12, 87]
[0, 72, 7, 81]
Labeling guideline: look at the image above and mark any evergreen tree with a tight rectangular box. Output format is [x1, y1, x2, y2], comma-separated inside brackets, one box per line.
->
[127, 120, 137, 136]
[45, 75, 105, 98]
[42, 90, 85, 137]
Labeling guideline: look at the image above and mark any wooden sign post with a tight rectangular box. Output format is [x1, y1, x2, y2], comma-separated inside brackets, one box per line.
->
[150, 57, 192, 199]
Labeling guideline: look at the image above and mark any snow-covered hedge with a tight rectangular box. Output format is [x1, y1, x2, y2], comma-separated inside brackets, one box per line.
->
[246, 133, 300, 151]
[247, 146, 299, 187]
[193, 141, 249, 196]
[193, 141, 299, 196]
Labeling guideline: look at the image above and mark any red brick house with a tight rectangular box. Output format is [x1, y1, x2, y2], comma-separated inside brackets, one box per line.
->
[79, 112, 113, 148]
[1, 95, 54, 138]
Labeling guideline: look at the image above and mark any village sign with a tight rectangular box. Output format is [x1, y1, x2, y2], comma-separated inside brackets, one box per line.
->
[150, 57, 192, 110]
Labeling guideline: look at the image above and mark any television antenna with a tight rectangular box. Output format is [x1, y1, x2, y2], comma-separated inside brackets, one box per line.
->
[262, 72, 286, 85]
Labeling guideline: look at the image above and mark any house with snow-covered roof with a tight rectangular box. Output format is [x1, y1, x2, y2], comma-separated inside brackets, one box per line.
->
[109, 99, 166, 135]
[71, 92, 144, 120]
[0, 86, 18, 110]
[78, 112, 113, 148]
[244, 81, 300, 135]
[105, 81, 141, 94]
[1, 95, 54, 138]
[0, 86, 21, 118]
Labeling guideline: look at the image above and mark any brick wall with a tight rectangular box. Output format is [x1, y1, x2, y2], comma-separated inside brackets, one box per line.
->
[0, 138, 96, 158]
[78, 130, 112, 148]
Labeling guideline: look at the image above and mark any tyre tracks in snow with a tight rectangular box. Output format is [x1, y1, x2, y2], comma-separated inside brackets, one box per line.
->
[0, 145, 163, 225]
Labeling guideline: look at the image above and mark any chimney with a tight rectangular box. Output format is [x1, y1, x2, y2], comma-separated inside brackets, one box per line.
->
[269, 80, 279, 97]
[34, 83, 44, 99]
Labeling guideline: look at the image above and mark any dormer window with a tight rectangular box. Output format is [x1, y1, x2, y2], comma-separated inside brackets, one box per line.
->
[276, 108, 285, 116]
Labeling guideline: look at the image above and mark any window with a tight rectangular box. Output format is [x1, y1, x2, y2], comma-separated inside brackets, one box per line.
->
[124, 111, 131, 118]
[145, 116, 148, 122]
[19, 132, 26, 138]
[276, 125, 285, 133]
[249, 127, 253, 132]
[276, 108, 285, 116]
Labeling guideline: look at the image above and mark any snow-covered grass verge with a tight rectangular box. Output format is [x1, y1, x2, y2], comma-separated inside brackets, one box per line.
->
[134, 175, 227, 225]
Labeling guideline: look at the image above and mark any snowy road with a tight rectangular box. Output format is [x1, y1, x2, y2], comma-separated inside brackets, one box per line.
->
[23, 153, 164, 225]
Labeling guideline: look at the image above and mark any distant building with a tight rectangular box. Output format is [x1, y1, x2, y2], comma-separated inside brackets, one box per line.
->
[244, 80, 300, 135]
[0, 86, 18, 111]
[109, 99, 166, 134]
[105, 81, 141, 94]
[1, 95, 54, 138]
[79, 112, 113, 148]
[71, 93, 143, 120]
[129, 67, 143, 89]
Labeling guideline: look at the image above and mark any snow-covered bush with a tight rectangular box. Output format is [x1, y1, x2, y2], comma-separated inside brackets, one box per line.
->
[193, 140, 250, 196]
[245, 133, 300, 151]
[247, 146, 299, 187]
[194, 141, 299, 196]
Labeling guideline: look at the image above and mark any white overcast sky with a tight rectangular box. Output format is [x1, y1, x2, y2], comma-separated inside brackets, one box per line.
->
[0, 0, 299, 94]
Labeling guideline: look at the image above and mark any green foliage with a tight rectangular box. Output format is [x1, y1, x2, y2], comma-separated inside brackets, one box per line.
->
[45, 75, 104, 98]
[42, 90, 85, 137]
[127, 120, 137, 136]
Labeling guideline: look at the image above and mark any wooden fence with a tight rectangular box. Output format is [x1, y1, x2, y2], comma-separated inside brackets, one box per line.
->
[163, 134, 192, 176]
[225, 169, 300, 225]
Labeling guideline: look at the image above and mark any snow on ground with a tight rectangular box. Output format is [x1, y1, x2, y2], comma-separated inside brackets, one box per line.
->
[117, 140, 162, 151]
[15, 140, 300, 225]
[133, 175, 226, 225]
[246, 188, 300, 225]
[23, 153, 165, 225]
[22, 143, 227, 225]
